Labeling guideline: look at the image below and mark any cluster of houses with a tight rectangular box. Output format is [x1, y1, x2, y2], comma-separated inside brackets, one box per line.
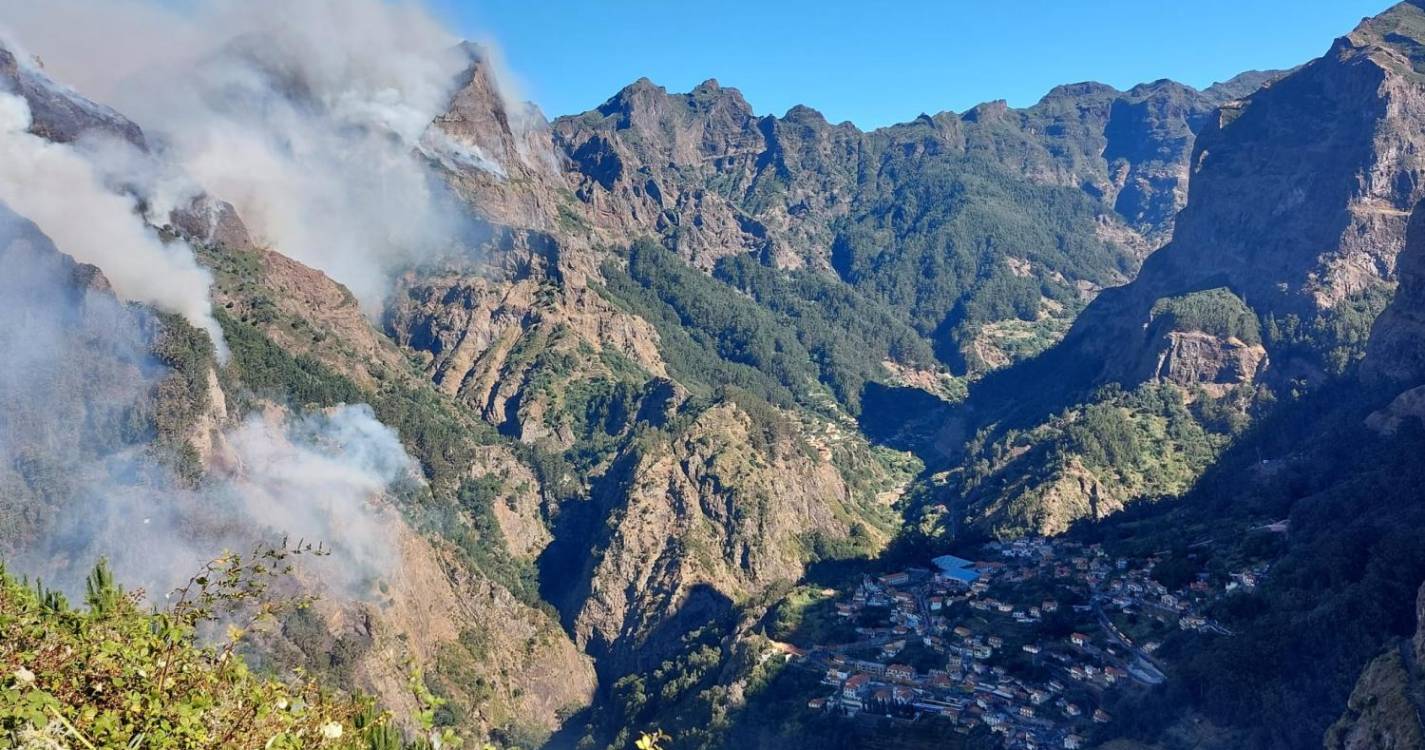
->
[790, 537, 1259, 749]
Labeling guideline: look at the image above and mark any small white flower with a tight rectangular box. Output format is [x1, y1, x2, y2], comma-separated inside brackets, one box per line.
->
[13, 666, 35, 686]
[320, 722, 343, 740]
[275, 698, 289, 710]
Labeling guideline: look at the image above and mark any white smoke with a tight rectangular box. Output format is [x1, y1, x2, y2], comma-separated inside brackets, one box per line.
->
[0, 206, 420, 601]
[3, 0, 482, 312]
[45, 405, 417, 601]
[0, 92, 226, 357]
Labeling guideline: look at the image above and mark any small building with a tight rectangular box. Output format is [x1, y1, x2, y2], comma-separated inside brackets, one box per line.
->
[880, 571, 911, 587]
[1093, 708, 1112, 723]
[932, 555, 982, 585]
[885, 663, 916, 682]
[1070, 633, 1090, 647]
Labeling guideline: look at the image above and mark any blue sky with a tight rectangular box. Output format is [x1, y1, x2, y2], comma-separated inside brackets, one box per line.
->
[432, 0, 1392, 129]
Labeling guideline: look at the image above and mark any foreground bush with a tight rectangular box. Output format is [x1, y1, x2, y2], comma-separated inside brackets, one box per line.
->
[0, 545, 429, 750]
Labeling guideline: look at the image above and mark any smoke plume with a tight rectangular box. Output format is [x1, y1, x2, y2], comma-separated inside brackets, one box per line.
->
[38, 405, 418, 602]
[0, 91, 226, 355]
[0, 202, 418, 602]
[3, 0, 485, 311]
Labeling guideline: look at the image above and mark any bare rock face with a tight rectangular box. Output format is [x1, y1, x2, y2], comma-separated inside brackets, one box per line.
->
[329, 517, 595, 740]
[554, 78, 773, 269]
[1365, 384, 1425, 434]
[169, 194, 255, 253]
[1415, 582, 1425, 667]
[469, 444, 551, 561]
[567, 401, 867, 673]
[976, 1, 1425, 422]
[1367, 196, 1425, 386]
[429, 44, 568, 232]
[386, 231, 667, 442]
[1147, 331, 1267, 388]
[1325, 581, 1425, 750]
[0, 44, 145, 148]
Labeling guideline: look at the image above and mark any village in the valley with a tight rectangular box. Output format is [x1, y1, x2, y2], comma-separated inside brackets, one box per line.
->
[778, 537, 1269, 749]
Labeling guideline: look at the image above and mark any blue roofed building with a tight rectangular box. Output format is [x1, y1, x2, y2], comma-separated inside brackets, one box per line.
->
[933, 555, 981, 584]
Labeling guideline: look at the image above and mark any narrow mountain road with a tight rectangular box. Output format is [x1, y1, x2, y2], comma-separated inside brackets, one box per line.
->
[1090, 595, 1166, 685]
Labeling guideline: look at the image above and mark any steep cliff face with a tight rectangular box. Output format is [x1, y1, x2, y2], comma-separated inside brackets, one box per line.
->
[0, 45, 144, 148]
[0, 51, 600, 744]
[428, 44, 571, 233]
[563, 401, 888, 674]
[1036, 1, 1425, 390]
[192, 217, 602, 740]
[1369, 193, 1425, 387]
[385, 231, 667, 447]
[554, 79, 773, 270]
[1326, 582, 1425, 750]
[937, 2, 1425, 536]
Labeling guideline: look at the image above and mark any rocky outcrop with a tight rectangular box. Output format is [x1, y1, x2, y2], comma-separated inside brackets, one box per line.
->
[553, 78, 775, 269]
[1368, 194, 1425, 386]
[1326, 582, 1425, 750]
[338, 519, 595, 740]
[567, 401, 875, 674]
[386, 231, 667, 444]
[468, 443, 551, 561]
[427, 44, 568, 233]
[990, 1, 1425, 405]
[1147, 331, 1267, 388]
[0, 44, 145, 148]
[1416, 583, 1425, 665]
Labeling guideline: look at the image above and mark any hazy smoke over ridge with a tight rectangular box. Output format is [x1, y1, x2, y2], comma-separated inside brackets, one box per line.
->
[0, 91, 226, 355]
[3, 0, 484, 311]
[0, 197, 418, 602]
[36, 405, 417, 601]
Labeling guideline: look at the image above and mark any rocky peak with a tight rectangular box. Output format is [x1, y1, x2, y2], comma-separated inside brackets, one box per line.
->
[1039, 81, 1121, 103]
[780, 103, 831, 127]
[432, 43, 557, 177]
[961, 99, 1010, 122]
[1202, 69, 1287, 102]
[1031, 0, 1425, 394]
[0, 43, 145, 148]
[428, 43, 568, 231]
